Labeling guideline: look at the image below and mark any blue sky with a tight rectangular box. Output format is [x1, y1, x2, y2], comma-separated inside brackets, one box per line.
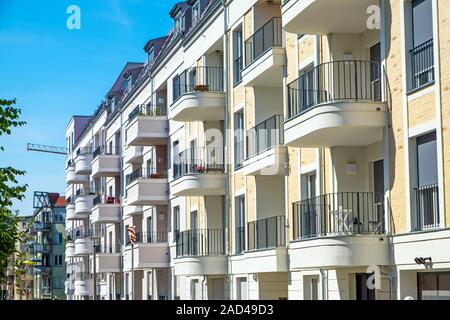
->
[0, 0, 178, 215]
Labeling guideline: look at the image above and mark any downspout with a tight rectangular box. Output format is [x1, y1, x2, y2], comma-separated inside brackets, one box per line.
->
[119, 99, 124, 300]
[222, 0, 230, 301]
[320, 269, 327, 300]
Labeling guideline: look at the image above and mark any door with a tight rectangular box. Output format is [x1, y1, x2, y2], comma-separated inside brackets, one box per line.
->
[235, 195, 246, 253]
[190, 279, 199, 300]
[302, 173, 317, 237]
[237, 278, 248, 300]
[190, 139, 197, 171]
[370, 42, 381, 100]
[147, 215, 153, 243]
[209, 278, 225, 300]
[108, 231, 113, 253]
[173, 141, 180, 177]
[373, 160, 385, 232]
[355, 274, 376, 300]
[190, 211, 199, 255]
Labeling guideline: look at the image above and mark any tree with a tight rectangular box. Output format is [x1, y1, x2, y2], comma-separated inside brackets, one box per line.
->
[0, 98, 28, 287]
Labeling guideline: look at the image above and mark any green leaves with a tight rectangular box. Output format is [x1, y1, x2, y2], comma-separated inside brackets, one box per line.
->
[0, 98, 28, 286]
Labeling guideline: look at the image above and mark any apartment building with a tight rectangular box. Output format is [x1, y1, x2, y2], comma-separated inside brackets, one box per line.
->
[29, 192, 67, 300]
[65, 0, 450, 300]
[1, 216, 34, 300]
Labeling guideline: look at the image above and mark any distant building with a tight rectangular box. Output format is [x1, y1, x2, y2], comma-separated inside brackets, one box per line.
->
[29, 192, 67, 300]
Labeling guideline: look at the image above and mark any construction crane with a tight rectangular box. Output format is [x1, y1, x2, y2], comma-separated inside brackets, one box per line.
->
[27, 143, 67, 155]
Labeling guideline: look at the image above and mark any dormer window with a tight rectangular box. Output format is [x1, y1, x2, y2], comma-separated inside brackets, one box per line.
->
[126, 75, 132, 92]
[174, 11, 183, 34]
[148, 47, 155, 65]
[109, 96, 116, 110]
[192, 1, 200, 25]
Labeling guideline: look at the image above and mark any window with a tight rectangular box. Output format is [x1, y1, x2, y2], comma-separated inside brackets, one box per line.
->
[54, 255, 63, 266]
[303, 276, 319, 300]
[235, 195, 246, 254]
[125, 225, 130, 245]
[192, 1, 200, 25]
[173, 206, 180, 234]
[233, 27, 243, 85]
[109, 185, 113, 198]
[234, 110, 244, 169]
[190, 279, 199, 300]
[414, 131, 439, 230]
[148, 48, 155, 65]
[418, 272, 450, 300]
[57, 232, 63, 244]
[147, 216, 153, 243]
[174, 11, 183, 34]
[409, 0, 434, 90]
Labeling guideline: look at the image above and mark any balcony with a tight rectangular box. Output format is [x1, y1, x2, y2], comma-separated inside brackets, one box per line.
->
[174, 229, 226, 276]
[91, 146, 120, 178]
[126, 104, 168, 146]
[414, 184, 440, 231]
[231, 216, 288, 274]
[74, 189, 98, 218]
[282, 0, 379, 35]
[66, 164, 88, 184]
[74, 147, 93, 175]
[124, 146, 143, 164]
[289, 192, 389, 269]
[171, 66, 225, 122]
[65, 241, 75, 261]
[66, 203, 76, 220]
[285, 60, 386, 148]
[170, 147, 226, 197]
[242, 115, 287, 175]
[241, 17, 285, 87]
[32, 221, 51, 232]
[92, 245, 121, 273]
[74, 273, 94, 296]
[90, 195, 121, 224]
[125, 167, 169, 206]
[74, 234, 94, 256]
[30, 244, 51, 254]
[123, 232, 169, 271]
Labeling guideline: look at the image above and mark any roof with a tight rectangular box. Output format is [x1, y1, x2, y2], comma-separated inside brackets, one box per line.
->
[54, 197, 67, 208]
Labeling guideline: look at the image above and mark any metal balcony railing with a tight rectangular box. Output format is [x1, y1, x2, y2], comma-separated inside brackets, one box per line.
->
[410, 39, 435, 90]
[128, 104, 167, 122]
[93, 195, 120, 206]
[247, 216, 286, 251]
[125, 167, 168, 186]
[125, 231, 168, 246]
[95, 244, 122, 254]
[175, 229, 225, 257]
[32, 221, 51, 231]
[76, 146, 93, 156]
[172, 66, 224, 103]
[235, 226, 246, 254]
[173, 147, 224, 180]
[75, 188, 99, 198]
[246, 115, 284, 159]
[75, 272, 92, 281]
[31, 244, 51, 254]
[414, 183, 439, 231]
[287, 60, 384, 119]
[292, 192, 385, 240]
[245, 17, 282, 67]
[93, 146, 120, 158]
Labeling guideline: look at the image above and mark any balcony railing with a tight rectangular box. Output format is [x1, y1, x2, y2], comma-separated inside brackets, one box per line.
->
[234, 56, 243, 85]
[410, 39, 435, 91]
[75, 272, 92, 281]
[95, 244, 122, 254]
[415, 183, 440, 231]
[93, 195, 120, 206]
[287, 60, 383, 120]
[30, 244, 51, 254]
[125, 167, 168, 186]
[245, 17, 282, 67]
[76, 146, 93, 156]
[93, 146, 120, 158]
[246, 115, 284, 159]
[173, 147, 224, 180]
[175, 229, 225, 257]
[75, 188, 98, 198]
[247, 216, 286, 251]
[235, 226, 246, 254]
[128, 104, 168, 122]
[125, 231, 168, 246]
[292, 192, 385, 240]
[173, 66, 224, 103]
[32, 221, 51, 231]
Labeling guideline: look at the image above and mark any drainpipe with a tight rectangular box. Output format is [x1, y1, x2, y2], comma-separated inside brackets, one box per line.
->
[320, 269, 327, 300]
[222, 0, 230, 301]
[202, 276, 207, 300]
[314, 35, 323, 197]
[119, 101, 124, 300]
